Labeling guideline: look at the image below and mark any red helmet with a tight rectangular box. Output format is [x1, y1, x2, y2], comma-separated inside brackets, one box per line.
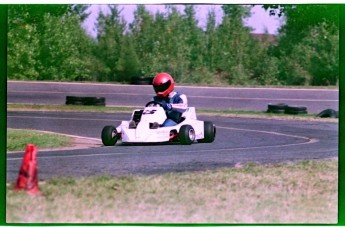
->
[152, 72, 175, 98]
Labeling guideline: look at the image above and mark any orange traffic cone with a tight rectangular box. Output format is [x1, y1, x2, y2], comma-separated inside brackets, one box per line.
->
[14, 144, 40, 195]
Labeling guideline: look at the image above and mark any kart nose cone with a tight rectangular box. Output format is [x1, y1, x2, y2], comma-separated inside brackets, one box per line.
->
[135, 122, 149, 140]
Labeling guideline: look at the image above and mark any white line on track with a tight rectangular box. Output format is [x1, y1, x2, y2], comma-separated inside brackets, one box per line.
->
[217, 126, 311, 140]
[7, 138, 318, 161]
[7, 115, 122, 122]
[37, 130, 102, 142]
[7, 125, 318, 161]
[9, 90, 153, 96]
[8, 90, 338, 102]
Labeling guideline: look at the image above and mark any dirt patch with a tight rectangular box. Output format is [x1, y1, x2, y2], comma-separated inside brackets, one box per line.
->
[40, 136, 102, 152]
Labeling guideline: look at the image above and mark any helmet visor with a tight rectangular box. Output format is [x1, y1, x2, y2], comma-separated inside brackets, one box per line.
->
[154, 80, 171, 93]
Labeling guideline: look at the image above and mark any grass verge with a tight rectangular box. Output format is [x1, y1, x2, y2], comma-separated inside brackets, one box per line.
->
[7, 103, 338, 122]
[6, 159, 337, 223]
[7, 129, 73, 152]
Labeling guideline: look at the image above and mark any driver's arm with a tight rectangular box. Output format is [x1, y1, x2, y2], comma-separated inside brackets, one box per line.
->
[171, 94, 188, 112]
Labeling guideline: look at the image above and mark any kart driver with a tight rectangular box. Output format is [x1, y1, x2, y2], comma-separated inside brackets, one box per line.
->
[151, 72, 188, 127]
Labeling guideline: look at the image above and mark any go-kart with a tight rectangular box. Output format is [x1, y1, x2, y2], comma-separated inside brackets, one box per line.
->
[101, 101, 216, 146]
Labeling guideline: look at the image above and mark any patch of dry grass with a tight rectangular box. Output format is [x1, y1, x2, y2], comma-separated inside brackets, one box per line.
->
[7, 129, 73, 152]
[6, 160, 338, 224]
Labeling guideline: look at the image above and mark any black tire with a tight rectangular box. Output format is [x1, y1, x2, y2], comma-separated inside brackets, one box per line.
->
[83, 97, 106, 106]
[101, 126, 118, 146]
[198, 121, 216, 143]
[66, 96, 84, 105]
[66, 96, 83, 102]
[269, 109, 286, 114]
[131, 76, 153, 85]
[285, 105, 308, 115]
[65, 100, 84, 105]
[317, 109, 338, 118]
[65, 96, 106, 106]
[285, 110, 308, 115]
[267, 103, 287, 113]
[179, 125, 195, 145]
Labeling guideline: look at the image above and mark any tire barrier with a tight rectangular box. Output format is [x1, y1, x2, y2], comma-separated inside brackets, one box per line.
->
[267, 103, 308, 115]
[317, 109, 338, 118]
[284, 105, 308, 115]
[267, 103, 288, 113]
[131, 76, 154, 85]
[66, 96, 106, 106]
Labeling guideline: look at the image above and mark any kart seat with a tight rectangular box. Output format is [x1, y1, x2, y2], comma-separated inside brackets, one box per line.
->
[167, 110, 182, 123]
[178, 117, 186, 123]
[132, 110, 143, 125]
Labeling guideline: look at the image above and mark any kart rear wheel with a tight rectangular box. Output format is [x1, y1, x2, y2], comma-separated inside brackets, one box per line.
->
[101, 126, 118, 146]
[198, 121, 216, 143]
[179, 125, 195, 145]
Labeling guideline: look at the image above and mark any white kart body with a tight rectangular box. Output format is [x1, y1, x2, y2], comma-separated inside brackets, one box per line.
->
[118, 106, 205, 143]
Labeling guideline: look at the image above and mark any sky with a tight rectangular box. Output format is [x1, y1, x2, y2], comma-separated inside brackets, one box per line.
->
[82, 4, 284, 38]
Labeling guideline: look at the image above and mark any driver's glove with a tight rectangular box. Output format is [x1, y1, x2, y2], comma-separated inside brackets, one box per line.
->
[161, 101, 173, 111]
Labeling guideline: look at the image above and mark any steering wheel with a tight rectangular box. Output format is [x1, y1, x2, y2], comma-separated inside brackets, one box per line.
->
[145, 101, 163, 107]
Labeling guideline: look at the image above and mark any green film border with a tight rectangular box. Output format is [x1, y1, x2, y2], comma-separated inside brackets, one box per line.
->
[1, 3, 344, 227]
[0, 4, 7, 226]
[339, 3, 345, 227]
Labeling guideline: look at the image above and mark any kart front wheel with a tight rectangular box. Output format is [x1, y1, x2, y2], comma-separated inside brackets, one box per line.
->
[179, 125, 195, 145]
[198, 121, 216, 143]
[101, 126, 118, 146]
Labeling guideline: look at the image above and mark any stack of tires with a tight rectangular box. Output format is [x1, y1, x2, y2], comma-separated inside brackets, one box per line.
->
[267, 103, 308, 115]
[284, 106, 308, 115]
[130, 76, 154, 85]
[267, 103, 287, 114]
[66, 96, 106, 106]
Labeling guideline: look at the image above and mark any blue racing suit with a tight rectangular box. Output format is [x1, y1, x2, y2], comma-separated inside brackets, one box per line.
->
[152, 91, 188, 127]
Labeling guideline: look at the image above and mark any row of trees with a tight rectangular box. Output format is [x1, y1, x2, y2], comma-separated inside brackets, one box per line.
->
[7, 4, 339, 86]
[266, 5, 339, 85]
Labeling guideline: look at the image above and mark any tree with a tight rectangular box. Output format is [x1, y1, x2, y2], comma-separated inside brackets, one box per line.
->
[8, 5, 70, 25]
[265, 4, 339, 85]
[70, 4, 91, 22]
[7, 20, 41, 80]
[181, 5, 204, 71]
[95, 5, 126, 81]
[129, 5, 156, 76]
[7, 5, 70, 80]
[116, 35, 141, 82]
[216, 5, 255, 85]
[161, 5, 189, 81]
[278, 22, 339, 85]
[8, 4, 94, 81]
[38, 14, 95, 81]
[204, 8, 218, 71]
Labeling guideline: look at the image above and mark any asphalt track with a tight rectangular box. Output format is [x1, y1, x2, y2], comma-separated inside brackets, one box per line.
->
[7, 111, 338, 182]
[8, 81, 339, 113]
